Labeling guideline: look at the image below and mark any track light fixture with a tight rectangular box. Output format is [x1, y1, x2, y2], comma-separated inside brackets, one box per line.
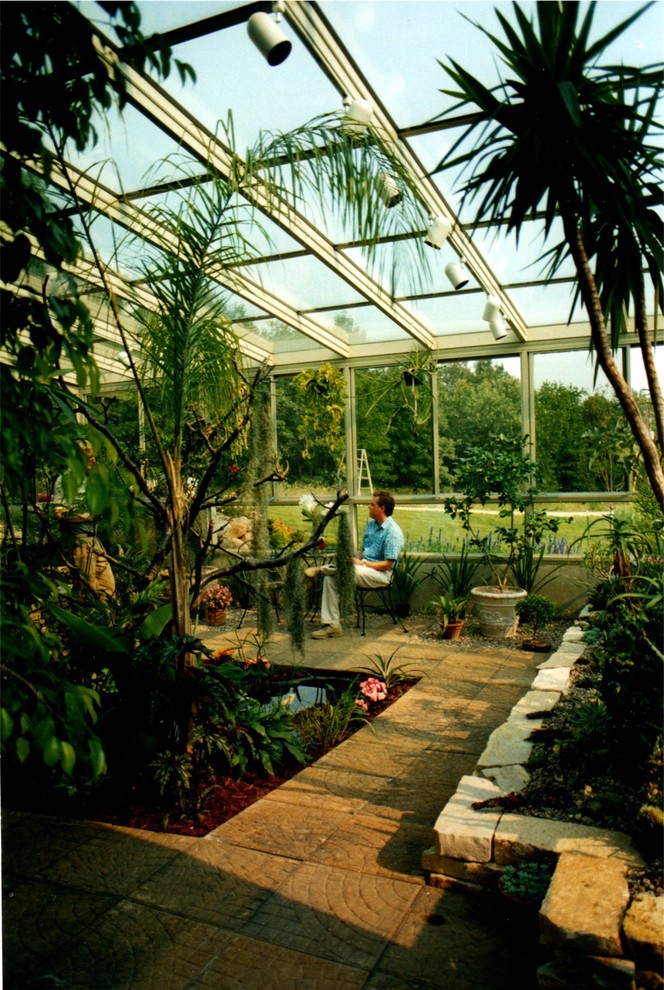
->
[341, 97, 374, 136]
[375, 171, 401, 208]
[444, 261, 469, 290]
[247, 2, 292, 66]
[482, 294, 501, 322]
[489, 316, 508, 340]
[482, 295, 508, 339]
[424, 215, 452, 249]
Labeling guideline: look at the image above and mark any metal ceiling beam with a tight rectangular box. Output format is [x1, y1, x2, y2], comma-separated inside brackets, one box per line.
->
[84, 21, 438, 351]
[284, 0, 529, 342]
[42, 158, 350, 358]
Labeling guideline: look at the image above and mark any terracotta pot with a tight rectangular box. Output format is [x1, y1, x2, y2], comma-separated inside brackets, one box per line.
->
[521, 639, 551, 653]
[441, 619, 464, 640]
[207, 608, 227, 626]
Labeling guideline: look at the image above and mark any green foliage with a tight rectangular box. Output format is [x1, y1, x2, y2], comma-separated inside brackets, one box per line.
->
[0, 565, 106, 781]
[580, 514, 663, 768]
[390, 552, 425, 608]
[431, 593, 467, 626]
[362, 347, 438, 429]
[285, 557, 307, 657]
[355, 366, 435, 492]
[444, 435, 567, 589]
[437, 361, 521, 466]
[433, 0, 664, 506]
[432, 542, 478, 598]
[355, 647, 421, 690]
[293, 364, 347, 463]
[335, 511, 356, 624]
[516, 594, 557, 636]
[293, 683, 366, 755]
[500, 861, 555, 902]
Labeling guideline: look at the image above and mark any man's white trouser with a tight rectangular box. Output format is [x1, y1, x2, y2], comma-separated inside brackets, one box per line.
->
[320, 563, 391, 626]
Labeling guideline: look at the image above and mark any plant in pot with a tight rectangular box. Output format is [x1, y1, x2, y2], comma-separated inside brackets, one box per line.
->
[390, 552, 425, 618]
[444, 435, 565, 638]
[431, 592, 467, 639]
[432, 540, 478, 600]
[516, 594, 557, 652]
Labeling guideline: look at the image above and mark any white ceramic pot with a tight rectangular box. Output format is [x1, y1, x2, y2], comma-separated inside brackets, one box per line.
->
[470, 586, 527, 638]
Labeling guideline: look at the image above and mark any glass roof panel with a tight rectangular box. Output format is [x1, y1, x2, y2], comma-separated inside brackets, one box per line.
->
[242, 254, 368, 309]
[136, 19, 341, 155]
[312, 305, 414, 344]
[68, 0, 664, 371]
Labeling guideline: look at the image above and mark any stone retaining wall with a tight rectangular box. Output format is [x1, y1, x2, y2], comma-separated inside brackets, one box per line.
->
[422, 618, 663, 990]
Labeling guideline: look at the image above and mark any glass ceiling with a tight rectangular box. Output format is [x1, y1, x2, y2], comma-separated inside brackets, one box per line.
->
[68, 0, 663, 380]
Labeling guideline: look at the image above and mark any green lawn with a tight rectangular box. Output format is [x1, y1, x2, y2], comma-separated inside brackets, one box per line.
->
[268, 503, 615, 556]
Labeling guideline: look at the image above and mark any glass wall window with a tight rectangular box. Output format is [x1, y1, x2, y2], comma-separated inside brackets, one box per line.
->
[437, 358, 521, 491]
[273, 373, 346, 494]
[534, 350, 631, 493]
[355, 366, 434, 494]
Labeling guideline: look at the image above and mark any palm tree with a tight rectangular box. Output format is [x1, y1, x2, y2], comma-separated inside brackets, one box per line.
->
[61, 112, 430, 648]
[433, 1, 664, 508]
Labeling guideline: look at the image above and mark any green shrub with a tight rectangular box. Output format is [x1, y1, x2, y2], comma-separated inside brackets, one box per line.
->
[293, 683, 366, 755]
[500, 860, 555, 902]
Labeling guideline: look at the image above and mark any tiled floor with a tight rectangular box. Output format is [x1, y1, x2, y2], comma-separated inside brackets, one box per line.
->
[2, 616, 545, 989]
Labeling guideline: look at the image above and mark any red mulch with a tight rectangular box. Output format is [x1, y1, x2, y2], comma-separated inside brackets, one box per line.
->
[87, 679, 417, 837]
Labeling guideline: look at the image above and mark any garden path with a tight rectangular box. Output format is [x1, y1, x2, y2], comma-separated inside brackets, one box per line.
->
[2, 615, 546, 990]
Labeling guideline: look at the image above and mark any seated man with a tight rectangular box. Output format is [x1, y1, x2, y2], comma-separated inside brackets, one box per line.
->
[307, 489, 404, 639]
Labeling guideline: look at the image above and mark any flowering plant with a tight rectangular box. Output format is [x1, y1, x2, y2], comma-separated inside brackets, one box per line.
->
[197, 583, 233, 611]
[355, 676, 388, 711]
[299, 494, 332, 527]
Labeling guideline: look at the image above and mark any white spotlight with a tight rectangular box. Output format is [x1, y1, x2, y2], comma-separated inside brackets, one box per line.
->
[247, 10, 292, 66]
[341, 97, 374, 136]
[118, 350, 131, 367]
[489, 316, 508, 340]
[375, 171, 401, 208]
[482, 294, 501, 322]
[444, 261, 469, 290]
[424, 215, 452, 249]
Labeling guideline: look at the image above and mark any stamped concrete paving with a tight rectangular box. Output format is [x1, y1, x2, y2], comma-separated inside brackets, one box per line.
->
[2, 616, 545, 989]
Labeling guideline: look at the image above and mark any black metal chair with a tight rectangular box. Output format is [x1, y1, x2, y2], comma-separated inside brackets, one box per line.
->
[237, 573, 283, 628]
[354, 565, 407, 636]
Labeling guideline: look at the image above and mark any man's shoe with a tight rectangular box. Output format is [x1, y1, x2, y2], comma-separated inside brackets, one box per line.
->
[304, 566, 322, 579]
[311, 624, 342, 639]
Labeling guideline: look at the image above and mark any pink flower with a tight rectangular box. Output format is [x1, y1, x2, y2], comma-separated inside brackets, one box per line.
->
[355, 699, 369, 711]
[359, 677, 388, 702]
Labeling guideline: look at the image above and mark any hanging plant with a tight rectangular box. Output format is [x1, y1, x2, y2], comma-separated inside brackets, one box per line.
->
[362, 347, 437, 430]
[294, 364, 347, 460]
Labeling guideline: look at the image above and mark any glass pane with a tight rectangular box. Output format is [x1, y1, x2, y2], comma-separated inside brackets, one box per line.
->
[534, 350, 632, 492]
[437, 359, 521, 489]
[355, 367, 434, 494]
[275, 372, 347, 493]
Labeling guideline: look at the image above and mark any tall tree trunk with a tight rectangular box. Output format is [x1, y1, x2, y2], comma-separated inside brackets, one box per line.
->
[563, 216, 664, 510]
[635, 276, 664, 455]
[165, 452, 193, 662]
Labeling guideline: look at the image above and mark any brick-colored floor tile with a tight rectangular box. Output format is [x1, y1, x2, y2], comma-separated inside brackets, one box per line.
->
[242, 862, 420, 968]
[131, 839, 301, 929]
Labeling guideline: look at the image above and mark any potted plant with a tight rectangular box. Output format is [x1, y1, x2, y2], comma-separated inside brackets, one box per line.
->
[431, 592, 467, 639]
[196, 583, 233, 626]
[390, 552, 425, 618]
[444, 435, 565, 638]
[432, 540, 478, 600]
[516, 594, 557, 652]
